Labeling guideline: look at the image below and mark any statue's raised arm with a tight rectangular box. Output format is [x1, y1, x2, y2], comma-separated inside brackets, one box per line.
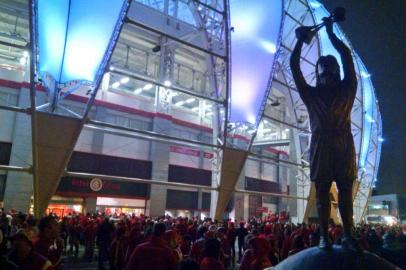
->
[324, 17, 357, 90]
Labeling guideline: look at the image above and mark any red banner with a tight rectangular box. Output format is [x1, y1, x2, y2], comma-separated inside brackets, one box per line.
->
[170, 146, 214, 159]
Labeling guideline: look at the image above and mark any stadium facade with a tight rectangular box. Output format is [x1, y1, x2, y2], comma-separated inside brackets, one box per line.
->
[0, 0, 382, 223]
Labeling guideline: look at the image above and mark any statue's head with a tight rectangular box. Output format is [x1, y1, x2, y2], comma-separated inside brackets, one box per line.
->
[316, 55, 340, 88]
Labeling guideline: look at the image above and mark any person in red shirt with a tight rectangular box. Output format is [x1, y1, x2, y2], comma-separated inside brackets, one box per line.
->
[250, 237, 272, 270]
[281, 227, 292, 260]
[126, 222, 176, 270]
[124, 222, 144, 265]
[83, 219, 97, 262]
[288, 235, 305, 257]
[110, 226, 127, 270]
[200, 238, 225, 270]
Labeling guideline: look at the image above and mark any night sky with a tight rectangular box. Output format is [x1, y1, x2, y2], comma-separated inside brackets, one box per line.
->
[321, 1, 406, 194]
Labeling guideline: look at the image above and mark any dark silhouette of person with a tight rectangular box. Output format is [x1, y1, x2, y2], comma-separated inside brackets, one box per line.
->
[290, 17, 358, 250]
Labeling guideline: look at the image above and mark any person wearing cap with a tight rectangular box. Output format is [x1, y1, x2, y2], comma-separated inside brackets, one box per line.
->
[8, 232, 52, 270]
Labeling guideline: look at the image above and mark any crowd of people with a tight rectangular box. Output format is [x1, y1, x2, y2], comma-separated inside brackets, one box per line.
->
[0, 209, 405, 270]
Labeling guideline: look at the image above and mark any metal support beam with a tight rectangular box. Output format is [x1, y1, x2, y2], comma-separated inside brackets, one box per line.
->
[28, 0, 40, 217]
[0, 40, 27, 50]
[111, 68, 223, 104]
[263, 113, 310, 134]
[0, 165, 32, 173]
[235, 189, 309, 201]
[66, 171, 216, 191]
[87, 119, 222, 149]
[125, 18, 226, 59]
[65, 171, 309, 201]
[249, 151, 308, 168]
[192, 0, 223, 14]
[0, 104, 29, 114]
[84, 124, 216, 151]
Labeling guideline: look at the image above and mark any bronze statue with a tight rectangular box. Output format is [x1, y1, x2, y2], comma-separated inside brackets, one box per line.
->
[290, 10, 359, 250]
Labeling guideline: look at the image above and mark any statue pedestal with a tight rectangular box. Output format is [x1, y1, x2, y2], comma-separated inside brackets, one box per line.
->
[273, 245, 400, 270]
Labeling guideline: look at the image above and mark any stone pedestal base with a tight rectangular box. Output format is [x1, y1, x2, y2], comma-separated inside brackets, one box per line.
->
[273, 245, 399, 270]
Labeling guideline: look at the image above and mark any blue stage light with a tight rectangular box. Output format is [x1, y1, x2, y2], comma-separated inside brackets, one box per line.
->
[36, 0, 128, 84]
[228, 0, 283, 125]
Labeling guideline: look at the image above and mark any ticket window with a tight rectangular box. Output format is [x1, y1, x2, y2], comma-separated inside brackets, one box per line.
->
[47, 204, 83, 217]
[96, 197, 146, 216]
[101, 207, 144, 216]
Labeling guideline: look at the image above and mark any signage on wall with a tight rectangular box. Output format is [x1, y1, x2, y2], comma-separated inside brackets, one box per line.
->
[90, 178, 103, 192]
[257, 207, 269, 212]
[57, 177, 148, 198]
[170, 146, 214, 159]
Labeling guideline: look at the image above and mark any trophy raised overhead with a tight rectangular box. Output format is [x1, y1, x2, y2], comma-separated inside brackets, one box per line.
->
[295, 7, 346, 44]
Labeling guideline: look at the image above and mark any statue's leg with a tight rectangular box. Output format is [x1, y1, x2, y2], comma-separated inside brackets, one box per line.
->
[315, 179, 332, 248]
[336, 178, 362, 251]
[336, 179, 354, 237]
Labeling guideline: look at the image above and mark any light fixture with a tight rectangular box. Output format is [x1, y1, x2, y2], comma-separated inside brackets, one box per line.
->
[365, 114, 375, 123]
[284, 128, 290, 132]
[185, 98, 195, 103]
[134, 88, 142, 94]
[263, 120, 268, 124]
[261, 41, 277, 54]
[378, 137, 384, 142]
[206, 112, 213, 116]
[247, 113, 256, 124]
[191, 107, 199, 112]
[271, 99, 280, 106]
[109, 66, 115, 71]
[143, 83, 153, 90]
[309, 0, 321, 8]
[361, 71, 371, 78]
[205, 104, 212, 109]
[19, 57, 27, 65]
[171, 92, 179, 97]
[164, 80, 172, 87]
[175, 101, 185, 106]
[152, 45, 161, 53]
[120, 77, 130, 84]
[112, 82, 120, 89]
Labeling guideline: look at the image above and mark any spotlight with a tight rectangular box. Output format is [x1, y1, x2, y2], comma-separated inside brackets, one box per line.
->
[143, 84, 153, 90]
[152, 45, 161, 53]
[112, 82, 120, 89]
[271, 100, 280, 106]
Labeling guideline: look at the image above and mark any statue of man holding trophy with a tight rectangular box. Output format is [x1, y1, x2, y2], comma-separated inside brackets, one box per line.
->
[290, 7, 360, 250]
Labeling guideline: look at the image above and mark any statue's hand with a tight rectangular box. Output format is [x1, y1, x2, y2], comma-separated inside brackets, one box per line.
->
[295, 26, 312, 42]
[322, 17, 334, 33]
